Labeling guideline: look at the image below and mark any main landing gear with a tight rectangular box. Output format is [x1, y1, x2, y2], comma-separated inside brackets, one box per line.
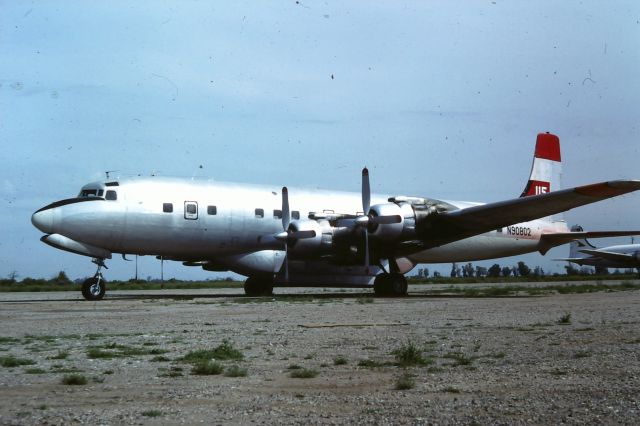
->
[373, 273, 408, 297]
[81, 259, 107, 301]
[244, 275, 274, 297]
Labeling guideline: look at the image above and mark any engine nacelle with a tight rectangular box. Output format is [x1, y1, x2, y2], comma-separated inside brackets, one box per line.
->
[288, 219, 333, 258]
[368, 202, 415, 242]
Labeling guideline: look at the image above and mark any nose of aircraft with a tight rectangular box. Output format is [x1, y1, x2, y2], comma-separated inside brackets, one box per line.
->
[31, 208, 54, 234]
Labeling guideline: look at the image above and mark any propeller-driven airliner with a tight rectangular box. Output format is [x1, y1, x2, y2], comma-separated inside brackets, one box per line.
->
[31, 133, 640, 300]
[558, 225, 640, 274]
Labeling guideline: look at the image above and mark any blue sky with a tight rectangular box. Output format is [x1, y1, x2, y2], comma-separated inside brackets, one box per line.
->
[2, 1, 639, 281]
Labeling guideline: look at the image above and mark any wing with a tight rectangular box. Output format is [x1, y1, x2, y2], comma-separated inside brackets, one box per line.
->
[416, 180, 640, 249]
[578, 249, 636, 263]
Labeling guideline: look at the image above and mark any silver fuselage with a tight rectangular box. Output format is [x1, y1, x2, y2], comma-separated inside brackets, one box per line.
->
[32, 177, 564, 273]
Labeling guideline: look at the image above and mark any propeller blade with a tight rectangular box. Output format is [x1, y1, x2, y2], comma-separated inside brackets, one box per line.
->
[284, 243, 289, 282]
[362, 167, 370, 214]
[364, 230, 370, 274]
[281, 187, 290, 231]
[370, 215, 402, 225]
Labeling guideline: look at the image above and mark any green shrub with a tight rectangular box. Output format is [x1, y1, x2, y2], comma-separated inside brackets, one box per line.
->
[61, 374, 87, 385]
[191, 360, 223, 375]
[395, 372, 415, 390]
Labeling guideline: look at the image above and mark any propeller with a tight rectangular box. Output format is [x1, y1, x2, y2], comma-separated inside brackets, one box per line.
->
[274, 187, 316, 281]
[357, 167, 402, 273]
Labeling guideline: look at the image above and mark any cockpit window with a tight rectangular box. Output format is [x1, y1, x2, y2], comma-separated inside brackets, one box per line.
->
[79, 189, 98, 197]
[105, 190, 117, 201]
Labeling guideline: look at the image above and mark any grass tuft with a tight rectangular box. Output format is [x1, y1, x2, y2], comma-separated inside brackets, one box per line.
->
[392, 341, 433, 367]
[1, 355, 35, 367]
[290, 368, 318, 379]
[61, 374, 87, 385]
[333, 356, 348, 365]
[191, 360, 223, 375]
[224, 365, 248, 377]
[395, 372, 415, 390]
[558, 312, 572, 325]
[141, 409, 163, 417]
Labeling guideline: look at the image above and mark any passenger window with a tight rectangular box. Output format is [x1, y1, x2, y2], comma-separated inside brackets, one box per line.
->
[273, 209, 282, 219]
[105, 190, 117, 201]
[163, 203, 173, 213]
[97, 189, 104, 197]
[184, 202, 198, 220]
[207, 205, 217, 215]
[255, 208, 264, 218]
[292, 211, 300, 220]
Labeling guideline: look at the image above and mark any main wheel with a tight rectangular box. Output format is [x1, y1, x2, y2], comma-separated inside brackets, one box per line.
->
[244, 276, 274, 296]
[388, 273, 408, 297]
[81, 276, 106, 301]
[373, 274, 390, 297]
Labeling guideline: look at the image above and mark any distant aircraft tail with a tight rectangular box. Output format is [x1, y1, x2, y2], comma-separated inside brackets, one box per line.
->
[568, 225, 596, 258]
[520, 133, 562, 197]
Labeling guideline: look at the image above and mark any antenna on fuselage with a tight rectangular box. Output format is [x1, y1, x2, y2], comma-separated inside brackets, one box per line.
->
[105, 170, 118, 179]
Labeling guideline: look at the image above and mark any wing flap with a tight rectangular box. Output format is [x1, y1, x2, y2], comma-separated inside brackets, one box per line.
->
[418, 180, 640, 248]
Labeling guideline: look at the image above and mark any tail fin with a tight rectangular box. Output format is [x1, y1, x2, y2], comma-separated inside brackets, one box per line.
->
[568, 225, 596, 258]
[520, 132, 562, 197]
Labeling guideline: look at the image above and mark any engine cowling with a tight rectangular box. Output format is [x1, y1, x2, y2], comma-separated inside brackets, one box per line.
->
[367, 202, 416, 242]
[287, 219, 333, 258]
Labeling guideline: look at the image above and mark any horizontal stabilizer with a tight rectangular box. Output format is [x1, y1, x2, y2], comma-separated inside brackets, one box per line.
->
[578, 249, 635, 263]
[420, 180, 640, 249]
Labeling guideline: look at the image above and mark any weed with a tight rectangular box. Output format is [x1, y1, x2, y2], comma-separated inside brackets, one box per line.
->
[392, 341, 433, 367]
[225, 365, 248, 377]
[573, 350, 592, 359]
[49, 350, 69, 360]
[395, 372, 415, 390]
[358, 359, 385, 368]
[287, 364, 302, 370]
[150, 355, 170, 362]
[443, 352, 475, 366]
[181, 341, 243, 364]
[1, 355, 35, 367]
[333, 356, 348, 365]
[490, 351, 506, 359]
[61, 374, 87, 385]
[290, 368, 318, 378]
[25, 367, 46, 374]
[558, 313, 572, 325]
[141, 410, 163, 417]
[192, 360, 223, 375]
[304, 352, 316, 360]
[37, 404, 48, 410]
[443, 386, 461, 393]
[356, 297, 374, 304]
[92, 376, 105, 383]
[0, 337, 19, 344]
[103, 370, 114, 375]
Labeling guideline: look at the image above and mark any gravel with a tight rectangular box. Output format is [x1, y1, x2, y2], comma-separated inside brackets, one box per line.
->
[0, 283, 638, 424]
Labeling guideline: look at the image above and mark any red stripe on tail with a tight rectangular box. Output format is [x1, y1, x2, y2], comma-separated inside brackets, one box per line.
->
[534, 133, 561, 161]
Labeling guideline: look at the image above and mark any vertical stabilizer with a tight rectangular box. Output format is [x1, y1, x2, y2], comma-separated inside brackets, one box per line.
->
[520, 132, 562, 197]
[568, 225, 596, 258]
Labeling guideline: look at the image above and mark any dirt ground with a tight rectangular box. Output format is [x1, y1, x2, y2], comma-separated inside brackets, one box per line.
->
[0, 283, 639, 425]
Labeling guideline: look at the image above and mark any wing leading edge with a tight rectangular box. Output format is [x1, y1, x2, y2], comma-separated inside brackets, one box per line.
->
[415, 180, 640, 249]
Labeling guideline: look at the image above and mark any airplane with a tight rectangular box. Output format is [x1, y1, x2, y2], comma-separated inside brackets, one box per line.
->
[31, 133, 640, 300]
[557, 225, 640, 274]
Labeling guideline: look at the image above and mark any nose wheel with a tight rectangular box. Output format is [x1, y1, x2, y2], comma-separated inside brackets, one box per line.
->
[81, 259, 108, 301]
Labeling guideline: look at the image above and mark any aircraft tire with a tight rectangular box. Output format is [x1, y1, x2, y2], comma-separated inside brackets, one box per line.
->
[373, 274, 390, 297]
[81, 277, 106, 301]
[244, 276, 273, 297]
[388, 273, 408, 297]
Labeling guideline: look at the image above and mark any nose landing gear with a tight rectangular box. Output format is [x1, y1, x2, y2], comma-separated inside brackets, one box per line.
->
[81, 259, 108, 301]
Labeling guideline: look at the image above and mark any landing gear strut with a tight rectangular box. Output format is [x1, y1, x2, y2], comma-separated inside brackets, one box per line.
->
[244, 275, 274, 297]
[81, 259, 107, 301]
[373, 273, 408, 297]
